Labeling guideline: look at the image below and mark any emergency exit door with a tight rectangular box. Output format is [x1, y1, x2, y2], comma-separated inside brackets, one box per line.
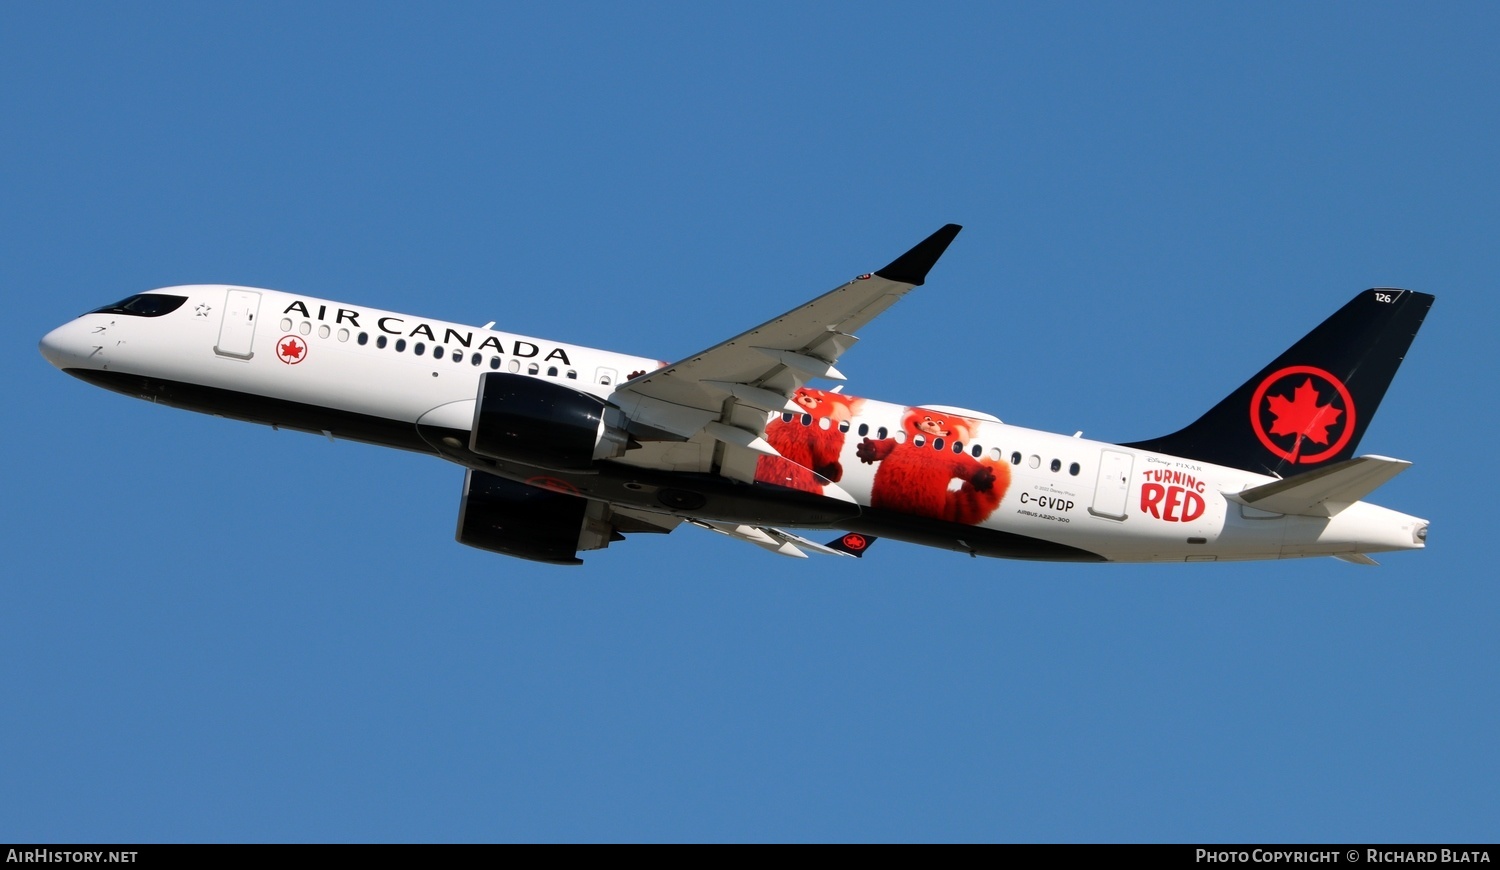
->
[1089, 449, 1134, 520]
[215, 288, 261, 359]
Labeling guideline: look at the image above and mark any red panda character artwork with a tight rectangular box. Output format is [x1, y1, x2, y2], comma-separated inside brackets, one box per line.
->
[856, 408, 1009, 525]
[754, 388, 864, 495]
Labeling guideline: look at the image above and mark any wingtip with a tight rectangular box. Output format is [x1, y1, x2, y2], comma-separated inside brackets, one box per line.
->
[873, 224, 963, 286]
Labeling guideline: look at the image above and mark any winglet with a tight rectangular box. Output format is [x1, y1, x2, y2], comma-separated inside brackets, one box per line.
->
[825, 532, 876, 558]
[874, 224, 963, 286]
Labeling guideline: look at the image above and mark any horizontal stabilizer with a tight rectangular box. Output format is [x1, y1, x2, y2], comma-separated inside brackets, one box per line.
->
[1227, 455, 1411, 517]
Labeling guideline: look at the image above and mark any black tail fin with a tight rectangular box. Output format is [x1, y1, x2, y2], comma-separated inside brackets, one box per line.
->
[1123, 288, 1434, 477]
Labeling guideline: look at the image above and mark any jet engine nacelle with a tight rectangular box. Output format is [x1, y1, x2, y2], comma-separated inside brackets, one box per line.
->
[456, 469, 591, 565]
[470, 373, 631, 470]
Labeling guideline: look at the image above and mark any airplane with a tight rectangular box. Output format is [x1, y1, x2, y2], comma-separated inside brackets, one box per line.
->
[39, 225, 1434, 566]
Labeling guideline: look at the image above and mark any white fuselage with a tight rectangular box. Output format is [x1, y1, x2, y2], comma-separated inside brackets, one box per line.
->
[40, 285, 1428, 563]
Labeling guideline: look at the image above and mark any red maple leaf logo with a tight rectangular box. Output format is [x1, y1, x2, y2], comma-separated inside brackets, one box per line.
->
[1250, 366, 1356, 465]
[280, 339, 304, 359]
[1266, 378, 1342, 445]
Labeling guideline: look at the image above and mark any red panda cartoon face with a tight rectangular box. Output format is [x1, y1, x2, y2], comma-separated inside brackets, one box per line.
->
[794, 387, 860, 423]
[916, 416, 949, 438]
[903, 409, 973, 442]
[755, 388, 867, 494]
[861, 406, 1007, 525]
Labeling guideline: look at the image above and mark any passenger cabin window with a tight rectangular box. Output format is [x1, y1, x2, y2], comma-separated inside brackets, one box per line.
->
[90, 294, 188, 317]
[858, 423, 869, 436]
[472, 353, 482, 366]
[358, 332, 368, 345]
[547, 366, 558, 377]
[1050, 458, 1061, 472]
[414, 342, 426, 356]
[1069, 462, 1081, 476]
[376, 335, 388, 349]
[566, 370, 577, 379]
[527, 363, 539, 375]
[395, 339, 406, 352]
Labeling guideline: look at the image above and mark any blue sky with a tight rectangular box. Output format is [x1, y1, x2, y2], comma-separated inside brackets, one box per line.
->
[3, 2, 1496, 842]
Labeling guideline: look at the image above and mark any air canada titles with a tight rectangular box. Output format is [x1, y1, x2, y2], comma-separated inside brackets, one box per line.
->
[282, 300, 572, 365]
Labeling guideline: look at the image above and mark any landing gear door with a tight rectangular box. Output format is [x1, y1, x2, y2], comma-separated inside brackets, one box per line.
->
[215, 288, 261, 359]
[1089, 449, 1133, 520]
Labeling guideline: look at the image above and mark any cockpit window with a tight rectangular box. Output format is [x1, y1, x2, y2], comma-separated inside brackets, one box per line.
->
[90, 294, 188, 317]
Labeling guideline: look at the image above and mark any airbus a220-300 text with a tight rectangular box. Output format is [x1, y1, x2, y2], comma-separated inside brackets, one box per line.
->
[40, 226, 1433, 565]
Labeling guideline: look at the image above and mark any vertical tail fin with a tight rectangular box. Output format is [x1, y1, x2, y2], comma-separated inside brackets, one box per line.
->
[1124, 288, 1434, 477]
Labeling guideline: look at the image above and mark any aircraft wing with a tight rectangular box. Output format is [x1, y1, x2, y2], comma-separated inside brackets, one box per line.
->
[687, 520, 877, 559]
[610, 224, 962, 484]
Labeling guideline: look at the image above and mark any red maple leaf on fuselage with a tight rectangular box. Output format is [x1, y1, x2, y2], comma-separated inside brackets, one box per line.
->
[280, 339, 304, 359]
[1266, 378, 1341, 445]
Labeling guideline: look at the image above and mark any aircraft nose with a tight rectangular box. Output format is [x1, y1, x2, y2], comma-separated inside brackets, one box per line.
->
[39, 320, 92, 371]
